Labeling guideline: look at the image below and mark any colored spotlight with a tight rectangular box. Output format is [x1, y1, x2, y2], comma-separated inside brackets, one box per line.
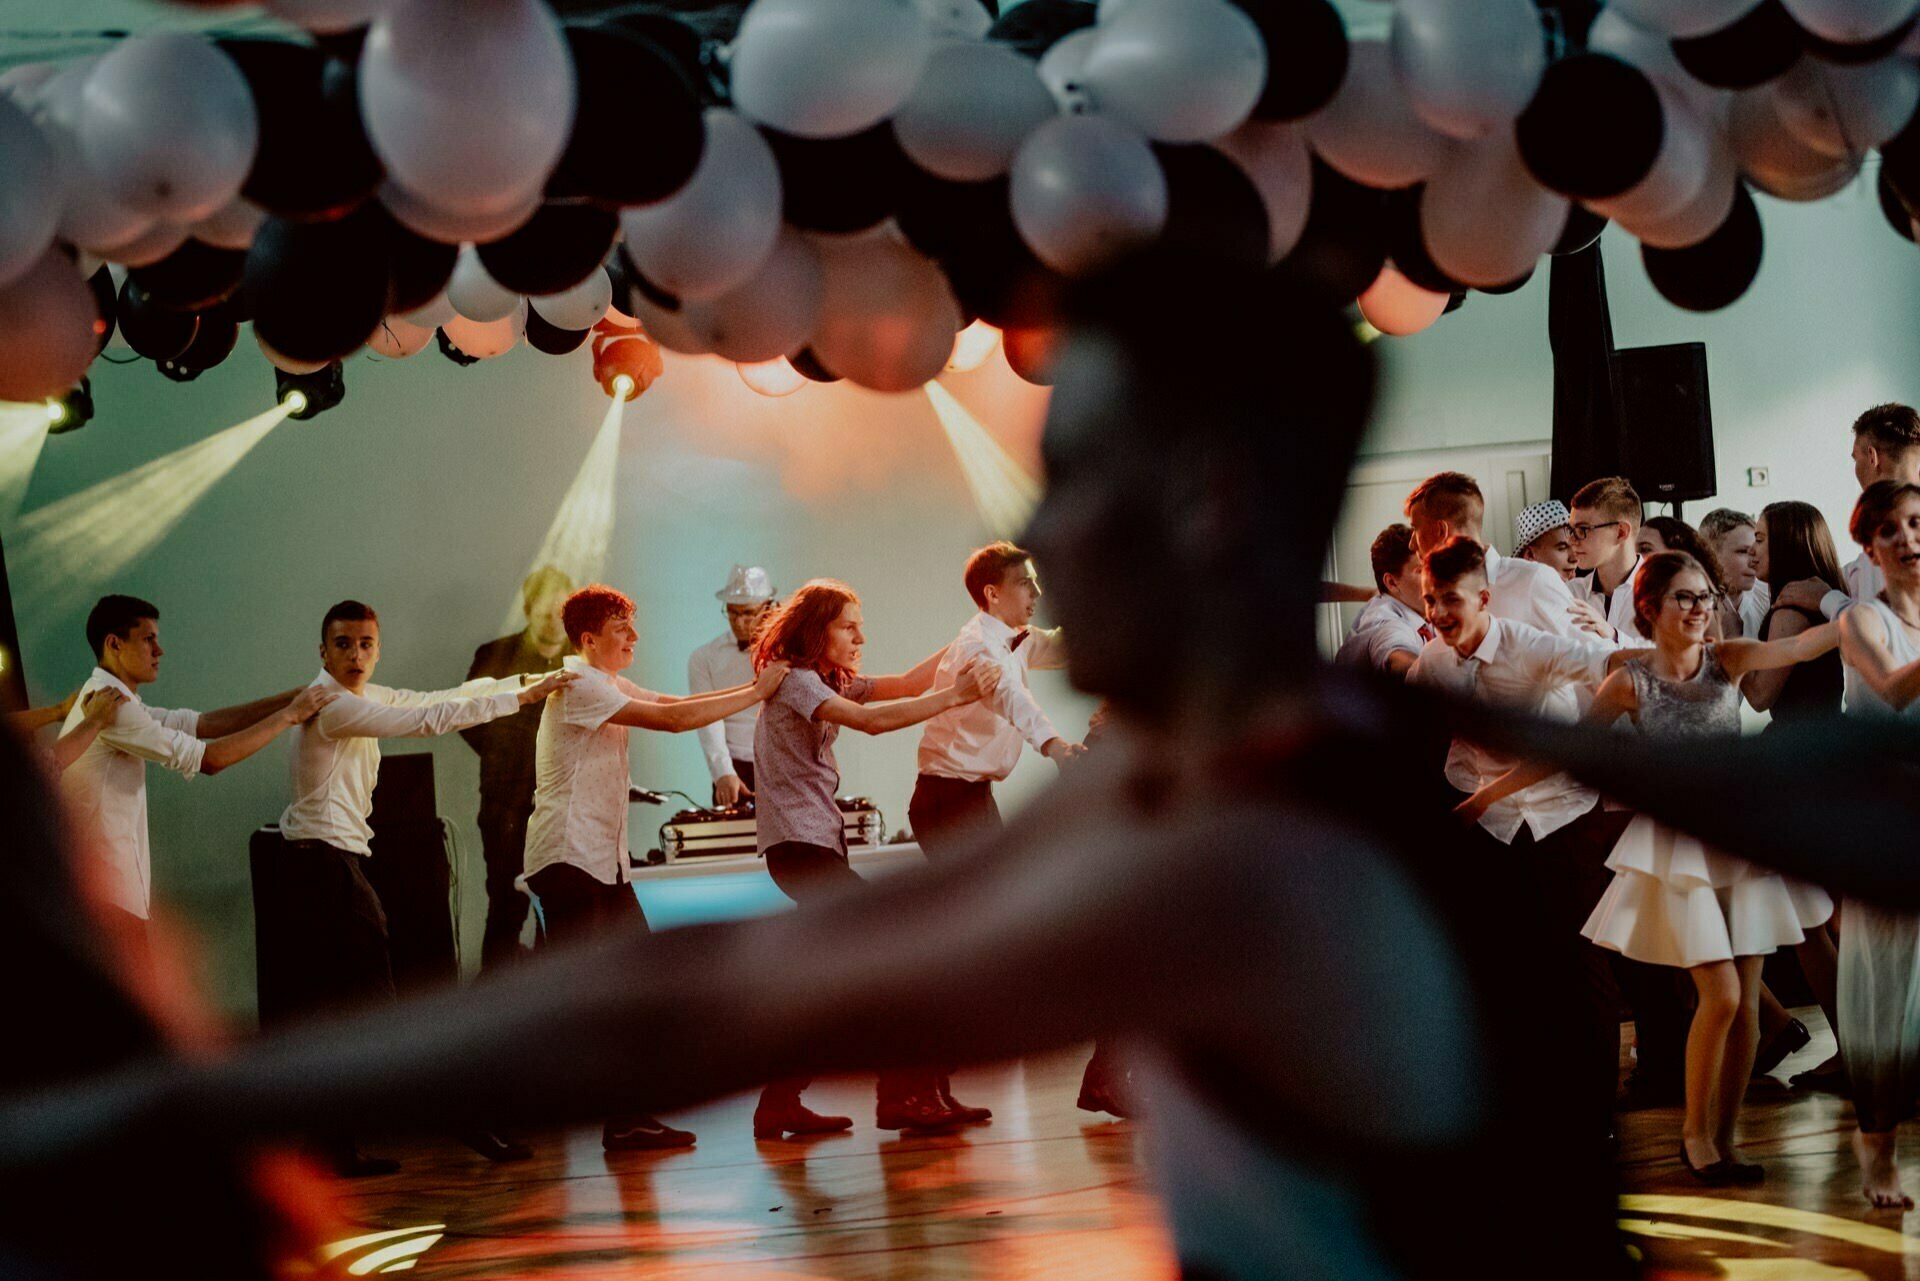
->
[0, 400, 55, 521]
[499, 389, 626, 632]
[737, 357, 806, 397]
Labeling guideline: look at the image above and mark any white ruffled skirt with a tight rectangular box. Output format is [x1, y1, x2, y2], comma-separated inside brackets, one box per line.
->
[1838, 899, 1920, 1132]
[1581, 815, 1834, 969]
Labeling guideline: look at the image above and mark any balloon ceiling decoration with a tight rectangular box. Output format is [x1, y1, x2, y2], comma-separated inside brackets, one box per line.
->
[0, 0, 1918, 406]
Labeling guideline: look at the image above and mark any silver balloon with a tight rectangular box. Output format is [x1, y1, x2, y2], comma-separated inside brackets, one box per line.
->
[530, 266, 613, 331]
[77, 34, 258, 222]
[1420, 131, 1566, 287]
[1589, 85, 1712, 225]
[911, 0, 991, 38]
[731, 0, 933, 139]
[29, 63, 152, 253]
[103, 220, 190, 268]
[1605, 0, 1767, 39]
[1211, 120, 1313, 264]
[1781, 0, 1919, 44]
[1730, 85, 1863, 200]
[1079, 0, 1265, 143]
[0, 249, 96, 402]
[1586, 9, 1730, 117]
[447, 245, 522, 322]
[380, 180, 541, 244]
[1390, 0, 1546, 141]
[621, 110, 784, 302]
[626, 288, 713, 355]
[0, 61, 61, 105]
[1772, 55, 1920, 158]
[0, 94, 60, 289]
[402, 290, 457, 329]
[811, 234, 960, 392]
[893, 42, 1058, 182]
[1038, 29, 1099, 114]
[193, 197, 265, 251]
[1304, 39, 1453, 189]
[690, 230, 825, 363]
[360, 0, 574, 217]
[1615, 133, 1739, 249]
[1010, 114, 1168, 276]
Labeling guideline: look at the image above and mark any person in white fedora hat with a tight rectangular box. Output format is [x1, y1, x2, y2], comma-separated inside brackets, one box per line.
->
[689, 565, 779, 806]
[1515, 499, 1578, 582]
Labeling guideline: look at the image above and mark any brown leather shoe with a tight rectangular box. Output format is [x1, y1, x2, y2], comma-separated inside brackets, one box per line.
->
[603, 1114, 697, 1150]
[875, 1071, 960, 1131]
[754, 1102, 855, 1140]
[936, 1073, 992, 1124]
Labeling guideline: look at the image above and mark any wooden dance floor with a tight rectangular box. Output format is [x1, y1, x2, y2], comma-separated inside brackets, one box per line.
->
[323, 1022, 1920, 1279]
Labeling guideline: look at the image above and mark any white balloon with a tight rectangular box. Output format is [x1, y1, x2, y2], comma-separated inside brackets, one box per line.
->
[267, 0, 388, 34]
[360, 0, 574, 216]
[811, 235, 960, 391]
[1038, 29, 1099, 113]
[1587, 85, 1712, 225]
[1729, 85, 1862, 199]
[367, 314, 435, 357]
[0, 95, 60, 289]
[379, 179, 540, 244]
[442, 300, 526, 358]
[0, 249, 97, 402]
[1420, 131, 1567, 287]
[402, 290, 457, 328]
[193, 197, 265, 251]
[893, 43, 1058, 182]
[1211, 120, 1313, 264]
[0, 61, 60, 105]
[911, 0, 991, 38]
[1304, 40, 1452, 189]
[1605, 0, 1767, 39]
[1010, 114, 1167, 276]
[77, 34, 258, 222]
[447, 245, 522, 322]
[731, 0, 932, 138]
[1358, 263, 1449, 336]
[1772, 55, 1920, 158]
[621, 110, 783, 302]
[1614, 134, 1739, 249]
[102, 220, 189, 268]
[1391, 0, 1546, 141]
[27, 64, 152, 253]
[258, 329, 333, 374]
[626, 289, 712, 354]
[690, 230, 825, 362]
[1080, 0, 1265, 143]
[1781, 0, 1918, 44]
[1586, 9, 1730, 117]
[530, 266, 613, 331]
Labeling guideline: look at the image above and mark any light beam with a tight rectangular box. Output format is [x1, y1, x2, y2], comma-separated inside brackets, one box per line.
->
[502, 390, 626, 631]
[924, 381, 1041, 540]
[0, 401, 52, 522]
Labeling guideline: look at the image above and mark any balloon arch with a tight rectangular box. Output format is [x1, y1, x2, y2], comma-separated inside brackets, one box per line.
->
[0, 0, 1916, 403]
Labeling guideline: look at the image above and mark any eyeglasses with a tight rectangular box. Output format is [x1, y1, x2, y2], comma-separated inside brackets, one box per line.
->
[1568, 521, 1624, 541]
[1666, 590, 1714, 610]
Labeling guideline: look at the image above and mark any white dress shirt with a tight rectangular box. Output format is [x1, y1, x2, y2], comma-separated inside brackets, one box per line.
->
[280, 670, 522, 856]
[1821, 551, 1885, 620]
[917, 613, 1068, 783]
[524, 655, 664, 885]
[1570, 556, 1643, 645]
[1334, 593, 1430, 672]
[1734, 581, 1772, 638]
[1407, 617, 1611, 843]
[58, 667, 204, 920]
[1485, 546, 1582, 639]
[687, 631, 756, 783]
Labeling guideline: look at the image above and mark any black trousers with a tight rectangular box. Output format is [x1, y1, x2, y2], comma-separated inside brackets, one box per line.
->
[907, 774, 1002, 861]
[527, 863, 649, 946]
[765, 840, 862, 905]
[477, 799, 534, 971]
[262, 839, 396, 1028]
[713, 757, 756, 804]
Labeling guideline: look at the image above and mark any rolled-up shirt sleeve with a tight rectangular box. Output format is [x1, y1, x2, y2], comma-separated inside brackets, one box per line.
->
[104, 702, 205, 779]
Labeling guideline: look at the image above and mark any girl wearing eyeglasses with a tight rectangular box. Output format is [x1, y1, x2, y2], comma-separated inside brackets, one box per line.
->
[1461, 550, 1838, 1187]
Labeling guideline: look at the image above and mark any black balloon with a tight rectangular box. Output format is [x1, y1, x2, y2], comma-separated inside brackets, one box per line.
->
[525, 308, 591, 355]
[1280, 158, 1389, 302]
[1551, 205, 1610, 256]
[1388, 187, 1467, 295]
[1881, 106, 1920, 211]
[157, 317, 240, 381]
[788, 347, 843, 383]
[1641, 183, 1763, 312]
[602, 12, 716, 103]
[988, 0, 1096, 57]
[897, 170, 1061, 328]
[1234, 0, 1348, 122]
[1476, 267, 1534, 296]
[1443, 291, 1468, 314]
[605, 243, 644, 316]
[764, 124, 910, 234]
[220, 39, 382, 221]
[548, 27, 705, 207]
[1671, 0, 1801, 89]
[245, 208, 393, 363]
[1877, 168, 1917, 242]
[86, 266, 116, 355]
[379, 213, 457, 315]
[478, 203, 620, 295]
[117, 282, 199, 362]
[129, 239, 247, 313]
[1154, 144, 1269, 270]
[1795, 14, 1916, 64]
[896, 167, 1008, 261]
[1517, 54, 1664, 199]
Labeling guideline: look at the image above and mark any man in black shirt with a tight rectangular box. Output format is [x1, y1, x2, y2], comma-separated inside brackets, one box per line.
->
[462, 566, 573, 971]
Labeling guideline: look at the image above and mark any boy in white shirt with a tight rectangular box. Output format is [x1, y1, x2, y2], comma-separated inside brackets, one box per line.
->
[1334, 524, 1430, 677]
[1566, 476, 1644, 643]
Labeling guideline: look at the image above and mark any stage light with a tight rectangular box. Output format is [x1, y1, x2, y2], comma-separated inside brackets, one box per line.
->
[499, 388, 626, 631]
[612, 373, 634, 399]
[923, 381, 1040, 539]
[274, 363, 345, 421]
[945, 320, 1003, 373]
[43, 402, 63, 424]
[736, 357, 807, 397]
[44, 377, 93, 436]
[591, 322, 662, 400]
[10, 401, 293, 620]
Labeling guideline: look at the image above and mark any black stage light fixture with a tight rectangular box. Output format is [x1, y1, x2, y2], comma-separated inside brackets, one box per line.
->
[46, 376, 94, 435]
[435, 329, 481, 367]
[275, 362, 346, 420]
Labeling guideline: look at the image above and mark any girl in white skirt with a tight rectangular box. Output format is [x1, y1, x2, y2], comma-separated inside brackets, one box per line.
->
[1836, 480, 1920, 1208]
[1462, 551, 1838, 1185]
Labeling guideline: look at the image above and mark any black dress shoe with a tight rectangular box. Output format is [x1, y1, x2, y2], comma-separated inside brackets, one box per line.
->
[936, 1074, 992, 1125]
[603, 1115, 696, 1151]
[875, 1092, 960, 1131]
[1752, 1018, 1811, 1078]
[1725, 1160, 1766, 1184]
[1679, 1148, 1736, 1186]
[457, 1129, 533, 1163]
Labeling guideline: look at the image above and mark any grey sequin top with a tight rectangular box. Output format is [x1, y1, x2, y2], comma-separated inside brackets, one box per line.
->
[1625, 646, 1741, 738]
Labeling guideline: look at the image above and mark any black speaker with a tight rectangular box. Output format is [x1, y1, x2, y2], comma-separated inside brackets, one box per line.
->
[1611, 342, 1716, 504]
[365, 753, 459, 993]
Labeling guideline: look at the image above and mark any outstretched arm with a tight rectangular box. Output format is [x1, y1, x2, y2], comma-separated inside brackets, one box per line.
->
[1839, 607, 1920, 712]
[816, 660, 997, 736]
[612, 665, 787, 732]
[867, 646, 949, 701]
[1717, 623, 1840, 680]
[195, 688, 304, 739]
